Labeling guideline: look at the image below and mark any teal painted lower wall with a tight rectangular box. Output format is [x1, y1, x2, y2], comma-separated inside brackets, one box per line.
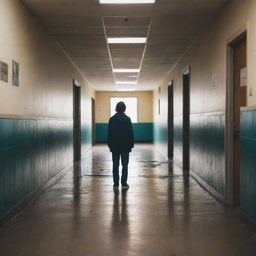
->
[155, 113, 225, 198]
[240, 110, 256, 224]
[96, 123, 153, 142]
[154, 122, 168, 155]
[190, 113, 225, 197]
[96, 123, 108, 142]
[173, 115, 183, 163]
[154, 122, 167, 145]
[0, 117, 91, 219]
[133, 123, 153, 142]
[81, 121, 92, 154]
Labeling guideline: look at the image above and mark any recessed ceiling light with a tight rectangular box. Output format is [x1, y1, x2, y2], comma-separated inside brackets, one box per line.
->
[107, 37, 147, 44]
[116, 81, 137, 85]
[117, 88, 136, 91]
[100, 0, 155, 4]
[113, 69, 140, 73]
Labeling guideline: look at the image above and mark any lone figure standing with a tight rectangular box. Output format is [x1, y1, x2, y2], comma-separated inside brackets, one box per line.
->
[107, 102, 134, 190]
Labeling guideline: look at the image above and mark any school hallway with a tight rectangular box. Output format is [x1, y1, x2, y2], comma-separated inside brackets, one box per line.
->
[2, 0, 256, 255]
[0, 144, 255, 256]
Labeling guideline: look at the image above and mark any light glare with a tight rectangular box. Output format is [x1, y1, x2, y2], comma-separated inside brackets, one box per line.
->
[107, 37, 147, 44]
[111, 97, 138, 123]
[116, 81, 137, 85]
[117, 89, 136, 91]
[100, 0, 155, 4]
[113, 69, 140, 73]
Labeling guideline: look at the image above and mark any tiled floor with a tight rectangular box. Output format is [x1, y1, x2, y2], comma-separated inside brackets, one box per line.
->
[0, 144, 256, 256]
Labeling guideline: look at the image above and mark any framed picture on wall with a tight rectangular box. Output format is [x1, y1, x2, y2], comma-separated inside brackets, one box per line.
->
[0, 61, 8, 82]
[12, 60, 19, 87]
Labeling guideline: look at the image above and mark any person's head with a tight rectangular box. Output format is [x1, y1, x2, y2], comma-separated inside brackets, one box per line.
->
[115, 101, 126, 113]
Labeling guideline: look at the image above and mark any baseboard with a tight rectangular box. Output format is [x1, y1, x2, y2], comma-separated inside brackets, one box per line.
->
[190, 170, 225, 203]
[0, 161, 74, 226]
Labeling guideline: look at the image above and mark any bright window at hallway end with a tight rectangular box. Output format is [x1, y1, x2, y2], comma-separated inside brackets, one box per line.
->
[110, 97, 138, 123]
[100, 0, 155, 4]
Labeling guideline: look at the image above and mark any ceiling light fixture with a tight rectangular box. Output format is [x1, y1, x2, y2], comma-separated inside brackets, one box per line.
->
[116, 81, 137, 85]
[100, 0, 155, 4]
[107, 37, 147, 44]
[117, 88, 136, 91]
[113, 69, 140, 73]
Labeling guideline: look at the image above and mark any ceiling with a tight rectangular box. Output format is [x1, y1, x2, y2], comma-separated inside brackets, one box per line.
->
[21, 0, 232, 91]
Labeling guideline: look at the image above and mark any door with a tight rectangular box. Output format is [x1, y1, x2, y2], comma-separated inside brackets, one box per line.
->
[91, 97, 96, 145]
[168, 82, 174, 159]
[73, 79, 81, 161]
[183, 68, 190, 171]
[233, 36, 247, 204]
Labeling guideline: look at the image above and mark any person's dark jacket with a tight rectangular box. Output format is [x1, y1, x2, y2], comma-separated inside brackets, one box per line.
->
[107, 112, 134, 153]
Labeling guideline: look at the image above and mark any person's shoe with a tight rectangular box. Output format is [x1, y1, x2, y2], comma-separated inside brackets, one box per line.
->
[113, 185, 119, 190]
[121, 184, 129, 190]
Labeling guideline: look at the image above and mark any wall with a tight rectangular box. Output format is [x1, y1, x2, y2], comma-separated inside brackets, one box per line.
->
[154, 0, 256, 215]
[240, 107, 256, 224]
[95, 91, 153, 142]
[0, 0, 94, 219]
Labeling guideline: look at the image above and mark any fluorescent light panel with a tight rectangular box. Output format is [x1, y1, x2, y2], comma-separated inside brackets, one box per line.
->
[100, 0, 155, 4]
[113, 69, 140, 73]
[116, 81, 137, 85]
[107, 37, 147, 44]
[117, 88, 136, 91]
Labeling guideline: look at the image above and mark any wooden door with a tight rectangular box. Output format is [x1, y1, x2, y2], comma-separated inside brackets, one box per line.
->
[233, 37, 247, 204]
[183, 69, 190, 171]
[91, 98, 96, 145]
[168, 83, 174, 159]
[73, 80, 81, 161]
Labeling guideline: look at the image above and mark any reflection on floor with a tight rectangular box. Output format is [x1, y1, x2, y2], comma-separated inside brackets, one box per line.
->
[0, 144, 256, 256]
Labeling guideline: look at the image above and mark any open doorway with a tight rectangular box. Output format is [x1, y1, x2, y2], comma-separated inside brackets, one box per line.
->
[227, 32, 247, 205]
[91, 97, 96, 145]
[167, 81, 174, 159]
[73, 79, 81, 162]
[183, 68, 191, 171]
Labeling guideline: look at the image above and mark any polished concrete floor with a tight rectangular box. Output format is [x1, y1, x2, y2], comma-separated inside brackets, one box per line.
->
[0, 144, 256, 256]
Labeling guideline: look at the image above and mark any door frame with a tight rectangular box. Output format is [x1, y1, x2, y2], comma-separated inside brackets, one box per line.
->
[167, 81, 174, 159]
[183, 67, 191, 171]
[225, 30, 247, 205]
[91, 97, 96, 145]
[73, 79, 81, 162]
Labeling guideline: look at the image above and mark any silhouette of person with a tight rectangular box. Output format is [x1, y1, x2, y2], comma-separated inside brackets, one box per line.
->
[107, 102, 134, 190]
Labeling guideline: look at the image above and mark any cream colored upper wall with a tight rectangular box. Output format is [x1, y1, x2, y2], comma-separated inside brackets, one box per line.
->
[95, 91, 153, 123]
[155, 0, 256, 122]
[0, 0, 94, 120]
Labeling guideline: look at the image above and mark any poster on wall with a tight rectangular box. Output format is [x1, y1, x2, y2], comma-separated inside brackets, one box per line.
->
[0, 61, 8, 82]
[240, 67, 247, 87]
[12, 60, 19, 87]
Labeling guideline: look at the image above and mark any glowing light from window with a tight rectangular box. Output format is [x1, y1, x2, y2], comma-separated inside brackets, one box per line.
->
[110, 97, 138, 123]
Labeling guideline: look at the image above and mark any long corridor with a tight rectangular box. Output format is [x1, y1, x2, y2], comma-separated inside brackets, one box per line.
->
[0, 144, 256, 256]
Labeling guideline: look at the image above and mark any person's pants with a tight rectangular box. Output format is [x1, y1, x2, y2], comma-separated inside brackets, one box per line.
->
[112, 152, 129, 186]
